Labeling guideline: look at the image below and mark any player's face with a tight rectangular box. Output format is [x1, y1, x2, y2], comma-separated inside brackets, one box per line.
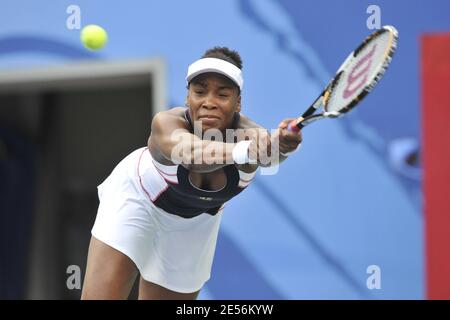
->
[187, 73, 241, 133]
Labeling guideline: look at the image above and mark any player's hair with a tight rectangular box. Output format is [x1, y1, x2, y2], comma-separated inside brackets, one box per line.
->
[202, 46, 243, 70]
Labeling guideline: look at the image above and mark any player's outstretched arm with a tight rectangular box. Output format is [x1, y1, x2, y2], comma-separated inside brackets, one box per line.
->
[148, 111, 235, 173]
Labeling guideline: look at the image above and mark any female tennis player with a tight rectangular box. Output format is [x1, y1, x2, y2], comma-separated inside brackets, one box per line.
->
[81, 47, 302, 300]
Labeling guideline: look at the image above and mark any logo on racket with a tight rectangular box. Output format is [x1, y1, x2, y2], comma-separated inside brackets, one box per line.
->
[343, 44, 377, 99]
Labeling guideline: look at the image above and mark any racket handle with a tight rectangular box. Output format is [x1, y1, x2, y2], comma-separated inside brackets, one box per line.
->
[287, 120, 303, 132]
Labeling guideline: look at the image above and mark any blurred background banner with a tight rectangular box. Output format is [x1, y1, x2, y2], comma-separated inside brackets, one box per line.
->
[0, 0, 449, 299]
[422, 33, 450, 300]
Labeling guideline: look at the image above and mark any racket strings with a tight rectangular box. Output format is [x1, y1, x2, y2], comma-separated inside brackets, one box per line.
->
[325, 27, 398, 114]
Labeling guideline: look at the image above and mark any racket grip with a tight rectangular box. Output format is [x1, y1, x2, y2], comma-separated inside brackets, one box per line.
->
[287, 120, 301, 132]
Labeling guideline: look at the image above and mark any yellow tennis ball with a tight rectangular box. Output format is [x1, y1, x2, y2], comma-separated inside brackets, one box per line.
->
[80, 24, 108, 50]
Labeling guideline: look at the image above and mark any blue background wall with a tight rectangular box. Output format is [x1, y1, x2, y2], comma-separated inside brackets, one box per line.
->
[2, 0, 450, 299]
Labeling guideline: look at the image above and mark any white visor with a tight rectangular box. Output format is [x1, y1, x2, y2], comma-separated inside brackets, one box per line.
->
[186, 57, 243, 90]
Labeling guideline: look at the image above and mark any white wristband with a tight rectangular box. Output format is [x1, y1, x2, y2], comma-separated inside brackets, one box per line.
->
[280, 143, 301, 157]
[232, 140, 252, 164]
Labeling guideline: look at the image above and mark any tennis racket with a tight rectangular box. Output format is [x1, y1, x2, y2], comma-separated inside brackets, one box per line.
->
[288, 25, 398, 132]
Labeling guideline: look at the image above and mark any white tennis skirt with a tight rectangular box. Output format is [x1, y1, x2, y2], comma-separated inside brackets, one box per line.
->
[91, 147, 224, 293]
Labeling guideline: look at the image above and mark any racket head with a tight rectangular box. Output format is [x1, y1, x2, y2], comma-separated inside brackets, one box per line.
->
[323, 25, 398, 115]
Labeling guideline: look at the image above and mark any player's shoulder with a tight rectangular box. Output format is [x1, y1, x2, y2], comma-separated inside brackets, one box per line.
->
[151, 107, 189, 132]
[155, 107, 186, 118]
[153, 107, 187, 122]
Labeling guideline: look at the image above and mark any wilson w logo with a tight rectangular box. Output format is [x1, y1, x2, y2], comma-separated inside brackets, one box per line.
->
[343, 44, 378, 99]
